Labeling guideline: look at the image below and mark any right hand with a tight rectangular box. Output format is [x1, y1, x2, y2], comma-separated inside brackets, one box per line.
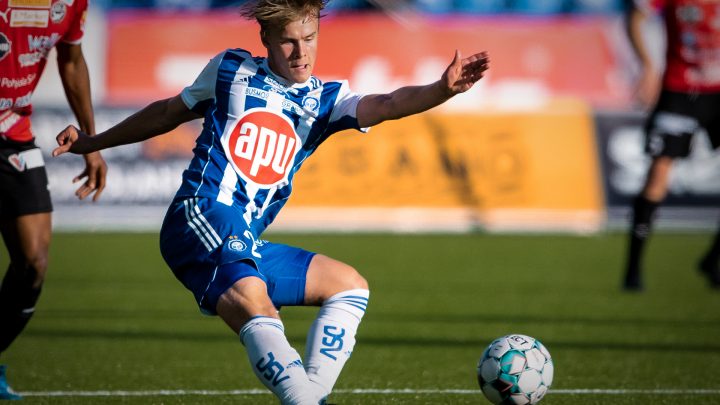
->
[52, 125, 95, 156]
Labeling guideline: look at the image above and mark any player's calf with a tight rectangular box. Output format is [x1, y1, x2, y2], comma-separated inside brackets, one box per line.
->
[240, 317, 323, 404]
[0, 263, 43, 354]
[304, 288, 370, 397]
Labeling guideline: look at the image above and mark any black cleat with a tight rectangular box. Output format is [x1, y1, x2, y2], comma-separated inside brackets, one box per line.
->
[699, 257, 720, 289]
[622, 271, 644, 292]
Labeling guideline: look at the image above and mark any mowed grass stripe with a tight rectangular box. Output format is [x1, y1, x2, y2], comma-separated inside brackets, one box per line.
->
[19, 388, 720, 397]
[3, 233, 719, 405]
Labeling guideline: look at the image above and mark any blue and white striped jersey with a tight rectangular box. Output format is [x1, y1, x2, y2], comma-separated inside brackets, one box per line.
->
[175, 48, 368, 237]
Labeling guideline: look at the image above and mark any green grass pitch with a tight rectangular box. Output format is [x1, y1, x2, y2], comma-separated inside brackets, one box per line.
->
[2, 232, 719, 404]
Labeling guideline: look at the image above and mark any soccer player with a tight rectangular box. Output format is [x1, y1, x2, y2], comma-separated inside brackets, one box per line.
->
[0, 0, 107, 399]
[622, 0, 720, 291]
[52, 0, 488, 402]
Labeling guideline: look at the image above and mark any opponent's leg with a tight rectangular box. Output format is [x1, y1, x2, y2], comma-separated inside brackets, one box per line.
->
[699, 224, 720, 288]
[303, 255, 369, 398]
[216, 274, 321, 405]
[0, 213, 50, 400]
[623, 156, 672, 290]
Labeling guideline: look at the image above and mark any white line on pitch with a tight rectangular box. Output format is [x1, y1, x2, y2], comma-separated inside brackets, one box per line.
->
[18, 388, 720, 397]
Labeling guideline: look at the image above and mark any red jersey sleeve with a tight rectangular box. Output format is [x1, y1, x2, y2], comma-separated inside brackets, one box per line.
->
[62, 0, 88, 44]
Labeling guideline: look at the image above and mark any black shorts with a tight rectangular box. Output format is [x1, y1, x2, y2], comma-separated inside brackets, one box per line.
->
[644, 90, 720, 158]
[0, 138, 52, 218]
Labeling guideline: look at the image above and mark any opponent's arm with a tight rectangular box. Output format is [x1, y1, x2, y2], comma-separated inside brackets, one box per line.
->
[53, 95, 201, 156]
[626, 4, 662, 107]
[56, 41, 107, 200]
[356, 50, 488, 128]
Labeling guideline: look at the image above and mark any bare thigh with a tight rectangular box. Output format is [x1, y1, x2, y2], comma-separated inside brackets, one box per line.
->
[215, 276, 279, 334]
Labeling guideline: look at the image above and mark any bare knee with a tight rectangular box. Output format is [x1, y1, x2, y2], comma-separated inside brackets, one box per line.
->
[305, 255, 369, 305]
[344, 265, 369, 291]
[10, 253, 48, 289]
[216, 277, 278, 334]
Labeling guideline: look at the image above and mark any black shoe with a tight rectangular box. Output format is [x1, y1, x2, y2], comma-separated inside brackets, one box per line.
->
[698, 257, 720, 289]
[622, 271, 643, 292]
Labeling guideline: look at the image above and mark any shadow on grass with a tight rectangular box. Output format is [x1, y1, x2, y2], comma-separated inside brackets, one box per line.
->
[367, 312, 720, 328]
[24, 327, 720, 354]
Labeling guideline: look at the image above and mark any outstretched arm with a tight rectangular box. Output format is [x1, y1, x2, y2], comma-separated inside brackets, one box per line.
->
[56, 41, 107, 200]
[53, 95, 201, 156]
[356, 50, 489, 128]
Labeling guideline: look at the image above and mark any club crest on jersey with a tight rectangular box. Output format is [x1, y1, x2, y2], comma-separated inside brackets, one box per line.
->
[8, 153, 26, 172]
[227, 239, 247, 252]
[302, 96, 319, 112]
[222, 108, 300, 188]
[50, 1, 67, 23]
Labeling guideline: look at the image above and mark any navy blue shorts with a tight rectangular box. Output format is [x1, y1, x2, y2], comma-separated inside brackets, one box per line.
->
[159, 197, 315, 315]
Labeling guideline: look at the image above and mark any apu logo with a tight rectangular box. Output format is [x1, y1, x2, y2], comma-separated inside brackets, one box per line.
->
[223, 108, 299, 187]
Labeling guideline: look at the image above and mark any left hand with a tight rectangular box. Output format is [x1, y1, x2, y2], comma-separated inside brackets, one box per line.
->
[75, 151, 107, 201]
[441, 50, 489, 96]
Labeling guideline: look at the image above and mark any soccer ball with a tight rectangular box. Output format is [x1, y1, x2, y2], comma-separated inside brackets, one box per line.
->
[477, 334, 554, 405]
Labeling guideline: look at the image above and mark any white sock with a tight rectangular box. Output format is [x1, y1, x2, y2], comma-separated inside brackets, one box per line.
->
[240, 316, 320, 405]
[304, 289, 370, 397]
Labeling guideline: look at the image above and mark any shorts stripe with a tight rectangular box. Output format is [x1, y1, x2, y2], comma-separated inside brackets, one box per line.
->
[198, 265, 220, 312]
[183, 199, 217, 252]
[191, 198, 223, 246]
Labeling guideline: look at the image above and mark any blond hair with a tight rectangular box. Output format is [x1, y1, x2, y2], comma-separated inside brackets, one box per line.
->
[241, 0, 327, 34]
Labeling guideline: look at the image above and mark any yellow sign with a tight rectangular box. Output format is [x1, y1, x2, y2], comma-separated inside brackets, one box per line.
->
[9, 0, 51, 8]
[287, 99, 604, 231]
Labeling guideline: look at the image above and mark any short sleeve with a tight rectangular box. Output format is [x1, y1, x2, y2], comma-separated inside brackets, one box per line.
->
[61, 0, 88, 45]
[180, 52, 224, 113]
[327, 80, 368, 134]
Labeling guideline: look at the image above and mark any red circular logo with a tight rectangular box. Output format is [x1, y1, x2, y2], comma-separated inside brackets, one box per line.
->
[225, 109, 299, 187]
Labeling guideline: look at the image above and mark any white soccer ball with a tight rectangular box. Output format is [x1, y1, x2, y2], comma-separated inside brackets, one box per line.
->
[477, 334, 554, 405]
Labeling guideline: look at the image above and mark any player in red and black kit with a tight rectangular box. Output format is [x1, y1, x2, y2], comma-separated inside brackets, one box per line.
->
[623, 0, 720, 291]
[0, 0, 107, 398]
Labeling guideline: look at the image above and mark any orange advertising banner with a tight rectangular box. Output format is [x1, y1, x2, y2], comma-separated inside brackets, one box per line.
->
[106, 12, 629, 108]
[278, 99, 603, 232]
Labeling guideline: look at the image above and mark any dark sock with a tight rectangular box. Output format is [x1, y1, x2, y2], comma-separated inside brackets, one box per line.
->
[701, 226, 720, 267]
[0, 264, 42, 353]
[624, 196, 659, 285]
